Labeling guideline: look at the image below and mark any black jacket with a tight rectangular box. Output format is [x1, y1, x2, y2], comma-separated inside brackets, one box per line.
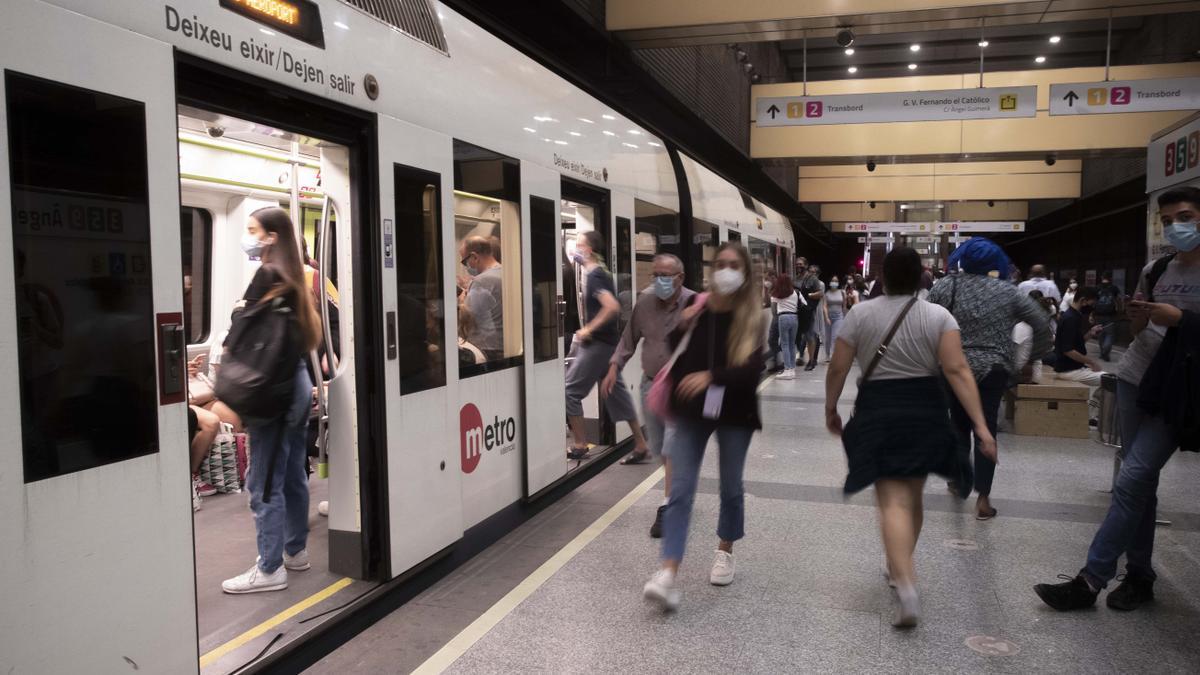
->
[1137, 310, 1200, 452]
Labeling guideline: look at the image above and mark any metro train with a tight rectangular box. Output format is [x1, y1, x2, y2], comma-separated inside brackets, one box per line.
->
[0, 0, 795, 671]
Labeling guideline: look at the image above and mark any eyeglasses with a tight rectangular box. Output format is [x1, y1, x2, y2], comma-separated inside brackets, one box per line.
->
[461, 254, 474, 267]
[652, 272, 681, 279]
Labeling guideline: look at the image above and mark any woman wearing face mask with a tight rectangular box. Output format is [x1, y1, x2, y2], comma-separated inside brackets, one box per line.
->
[222, 207, 322, 594]
[1060, 279, 1079, 313]
[770, 273, 800, 379]
[844, 275, 861, 309]
[563, 231, 650, 460]
[643, 243, 765, 611]
[822, 276, 848, 363]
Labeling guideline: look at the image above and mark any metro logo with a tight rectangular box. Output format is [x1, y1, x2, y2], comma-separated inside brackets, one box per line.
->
[460, 403, 484, 473]
[459, 403, 519, 474]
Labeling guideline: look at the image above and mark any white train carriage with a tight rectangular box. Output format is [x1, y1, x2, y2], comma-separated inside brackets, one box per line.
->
[0, 0, 795, 672]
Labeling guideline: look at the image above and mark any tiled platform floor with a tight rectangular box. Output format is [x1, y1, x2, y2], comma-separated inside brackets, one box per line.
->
[313, 360, 1200, 674]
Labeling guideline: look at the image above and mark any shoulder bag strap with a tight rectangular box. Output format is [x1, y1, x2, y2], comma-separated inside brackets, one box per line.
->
[949, 275, 959, 314]
[861, 297, 918, 382]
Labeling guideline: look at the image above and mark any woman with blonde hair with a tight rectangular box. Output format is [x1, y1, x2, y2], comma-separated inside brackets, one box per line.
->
[644, 242, 765, 611]
[221, 207, 322, 594]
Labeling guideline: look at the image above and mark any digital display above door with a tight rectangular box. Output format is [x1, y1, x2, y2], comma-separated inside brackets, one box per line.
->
[220, 0, 325, 48]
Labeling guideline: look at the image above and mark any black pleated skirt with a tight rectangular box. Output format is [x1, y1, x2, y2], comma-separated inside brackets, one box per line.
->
[842, 376, 970, 495]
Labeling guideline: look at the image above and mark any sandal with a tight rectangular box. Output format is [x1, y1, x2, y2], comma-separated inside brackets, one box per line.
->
[976, 507, 998, 521]
[620, 450, 650, 465]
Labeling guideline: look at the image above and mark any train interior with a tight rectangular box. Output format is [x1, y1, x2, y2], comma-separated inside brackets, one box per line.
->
[177, 106, 372, 674]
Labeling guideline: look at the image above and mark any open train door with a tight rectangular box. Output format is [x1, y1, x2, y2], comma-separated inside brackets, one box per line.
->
[0, 1, 197, 671]
[522, 163, 567, 496]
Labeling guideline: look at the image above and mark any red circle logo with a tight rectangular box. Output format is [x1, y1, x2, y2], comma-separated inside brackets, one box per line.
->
[460, 403, 484, 474]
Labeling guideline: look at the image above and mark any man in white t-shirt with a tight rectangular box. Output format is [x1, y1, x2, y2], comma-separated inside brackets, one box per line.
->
[1017, 264, 1062, 304]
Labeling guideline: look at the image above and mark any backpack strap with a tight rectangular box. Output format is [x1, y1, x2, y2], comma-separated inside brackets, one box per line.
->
[862, 297, 918, 382]
[1146, 253, 1177, 303]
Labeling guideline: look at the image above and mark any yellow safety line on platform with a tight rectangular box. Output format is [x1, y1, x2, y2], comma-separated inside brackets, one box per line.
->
[412, 466, 666, 675]
[199, 576, 354, 668]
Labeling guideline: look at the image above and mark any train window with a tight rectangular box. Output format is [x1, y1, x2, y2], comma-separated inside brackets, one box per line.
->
[633, 200, 678, 294]
[696, 220, 719, 291]
[728, 230, 741, 243]
[180, 207, 212, 344]
[453, 141, 523, 377]
[6, 71, 159, 482]
[747, 237, 779, 308]
[615, 216, 632, 330]
[529, 196, 558, 363]
[394, 165, 446, 394]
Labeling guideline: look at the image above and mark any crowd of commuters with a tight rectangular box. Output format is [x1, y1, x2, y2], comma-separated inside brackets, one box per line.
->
[627, 186, 1200, 631]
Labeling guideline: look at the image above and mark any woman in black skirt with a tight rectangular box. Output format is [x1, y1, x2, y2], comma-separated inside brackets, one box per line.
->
[824, 247, 996, 628]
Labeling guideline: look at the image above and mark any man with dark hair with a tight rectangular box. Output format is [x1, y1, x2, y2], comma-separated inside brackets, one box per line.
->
[1051, 286, 1105, 389]
[1094, 272, 1123, 360]
[799, 264, 825, 370]
[1036, 185, 1200, 612]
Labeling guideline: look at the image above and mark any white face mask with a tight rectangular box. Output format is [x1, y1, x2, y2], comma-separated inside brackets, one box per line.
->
[712, 268, 745, 295]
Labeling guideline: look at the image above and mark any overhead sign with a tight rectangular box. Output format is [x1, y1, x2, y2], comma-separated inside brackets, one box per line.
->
[842, 221, 1023, 233]
[936, 221, 1024, 233]
[756, 86, 1036, 127]
[1146, 114, 1200, 193]
[1050, 77, 1200, 116]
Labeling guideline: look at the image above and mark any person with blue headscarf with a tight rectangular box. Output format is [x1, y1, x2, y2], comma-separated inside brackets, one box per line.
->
[929, 237, 1053, 520]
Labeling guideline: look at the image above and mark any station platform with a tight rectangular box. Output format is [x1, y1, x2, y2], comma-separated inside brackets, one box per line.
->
[308, 363, 1200, 674]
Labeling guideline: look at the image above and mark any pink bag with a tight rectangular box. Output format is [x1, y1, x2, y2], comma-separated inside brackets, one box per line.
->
[646, 293, 708, 420]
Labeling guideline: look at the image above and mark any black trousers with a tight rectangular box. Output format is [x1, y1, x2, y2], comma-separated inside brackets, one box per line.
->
[949, 366, 1007, 496]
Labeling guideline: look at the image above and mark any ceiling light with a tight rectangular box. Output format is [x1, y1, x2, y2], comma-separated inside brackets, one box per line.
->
[578, 117, 594, 124]
[844, 48, 855, 56]
[1035, 56, 1046, 63]
[568, 131, 582, 137]
[333, 21, 349, 30]
[978, 40, 989, 47]
[1049, 35, 1061, 44]
[602, 114, 616, 120]
[848, 66, 858, 74]
[533, 116, 557, 122]
[260, 29, 276, 36]
[647, 141, 662, 147]
[628, 130, 642, 135]
[543, 138, 552, 142]
[554, 140, 568, 145]
[910, 44, 921, 52]
[523, 127, 536, 133]
[908, 63, 918, 70]
[602, 130, 616, 136]
[899, 204, 911, 210]
[622, 142, 639, 149]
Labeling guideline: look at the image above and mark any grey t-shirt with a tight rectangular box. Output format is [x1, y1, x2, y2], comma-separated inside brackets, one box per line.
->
[839, 295, 960, 381]
[1117, 258, 1200, 385]
[466, 265, 504, 358]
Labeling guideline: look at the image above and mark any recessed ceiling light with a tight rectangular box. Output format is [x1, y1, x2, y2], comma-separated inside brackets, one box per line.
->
[647, 141, 662, 147]
[844, 48, 855, 56]
[554, 140, 568, 145]
[543, 138, 552, 142]
[1035, 56, 1046, 63]
[910, 44, 921, 52]
[1049, 35, 1061, 44]
[602, 130, 616, 136]
[908, 63, 918, 70]
[260, 29, 275, 36]
[622, 142, 639, 149]
[533, 116, 557, 122]
[601, 114, 616, 120]
[333, 21, 349, 30]
[848, 66, 858, 74]
[568, 131, 582, 137]
[978, 40, 989, 47]
[523, 127, 536, 133]
[628, 130, 642, 135]
[578, 117, 595, 124]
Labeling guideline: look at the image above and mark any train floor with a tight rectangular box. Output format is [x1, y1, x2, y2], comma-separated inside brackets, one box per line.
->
[196, 477, 373, 674]
[310, 354, 1200, 674]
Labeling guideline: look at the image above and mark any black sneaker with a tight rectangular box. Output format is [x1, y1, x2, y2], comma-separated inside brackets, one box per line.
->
[1106, 570, 1155, 611]
[649, 505, 665, 539]
[1034, 574, 1098, 611]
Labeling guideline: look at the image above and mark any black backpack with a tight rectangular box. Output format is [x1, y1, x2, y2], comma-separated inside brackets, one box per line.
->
[215, 296, 304, 421]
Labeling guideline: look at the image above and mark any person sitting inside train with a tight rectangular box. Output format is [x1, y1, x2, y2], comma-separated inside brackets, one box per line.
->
[456, 299, 486, 366]
[459, 236, 504, 361]
[188, 336, 243, 433]
[188, 404, 220, 507]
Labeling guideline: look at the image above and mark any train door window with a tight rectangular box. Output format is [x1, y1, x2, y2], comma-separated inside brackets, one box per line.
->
[747, 237, 778, 308]
[453, 140, 523, 376]
[696, 220, 719, 291]
[396, 165, 446, 393]
[633, 200, 678, 294]
[728, 230, 741, 243]
[615, 216, 632, 330]
[180, 207, 212, 344]
[529, 196, 558, 363]
[7, 71, 158, 482]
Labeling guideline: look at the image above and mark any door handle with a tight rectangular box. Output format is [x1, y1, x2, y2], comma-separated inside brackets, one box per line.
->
[556, 295, 566, 338]
[156, 313, 186, 405]
[386, 311, 397, 360]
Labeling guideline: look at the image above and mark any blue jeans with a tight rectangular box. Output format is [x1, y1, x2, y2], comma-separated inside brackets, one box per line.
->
[661, 420, 754, 562]
[777, 314, 799, 369]
[246, 361, 314, 574]
[1083, 379, 1176, 587]
[825, 315, 844, 360]
[1099, 320, 1117, 360]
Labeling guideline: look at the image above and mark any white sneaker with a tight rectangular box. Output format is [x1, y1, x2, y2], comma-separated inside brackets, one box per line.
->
[222, 564, 288, 594]
[317, 500, 329, 517]
[710, 550, 735, 586]
[283, 549, 311, 571]
[192, 483, 202, 512]
[778, 369, 794, 380]
[643, 569, 680, 611]
[894, 584, 920, 628]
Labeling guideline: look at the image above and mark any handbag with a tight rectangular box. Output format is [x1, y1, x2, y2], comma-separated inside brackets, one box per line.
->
[647, 293, 709, 420]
